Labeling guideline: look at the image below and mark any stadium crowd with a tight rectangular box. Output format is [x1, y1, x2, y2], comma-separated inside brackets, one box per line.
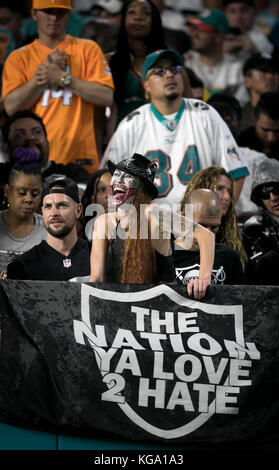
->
[0, 0, 279, 299]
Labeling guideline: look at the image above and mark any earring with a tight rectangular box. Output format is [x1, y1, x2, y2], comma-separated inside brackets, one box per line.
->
[1, 195, 9, 210]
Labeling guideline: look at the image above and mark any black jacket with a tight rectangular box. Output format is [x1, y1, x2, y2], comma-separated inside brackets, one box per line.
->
[242, 212, 279, 285]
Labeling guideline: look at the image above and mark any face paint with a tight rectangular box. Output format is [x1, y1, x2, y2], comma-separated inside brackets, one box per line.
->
[109, 169, 140, 206]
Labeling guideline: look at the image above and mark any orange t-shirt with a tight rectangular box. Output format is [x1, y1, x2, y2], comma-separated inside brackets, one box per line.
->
[2, 35, 114, 173]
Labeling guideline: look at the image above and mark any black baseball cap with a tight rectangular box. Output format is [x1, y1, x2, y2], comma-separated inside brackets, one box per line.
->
[42, 176, 81, 204]
[243, 53, 277, 76]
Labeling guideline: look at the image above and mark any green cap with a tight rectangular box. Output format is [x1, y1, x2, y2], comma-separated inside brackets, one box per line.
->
[142, 49, 183, 81]
[187, 9, 229, 34]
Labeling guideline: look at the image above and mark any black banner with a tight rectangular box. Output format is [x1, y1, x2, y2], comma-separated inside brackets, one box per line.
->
[0, 281, 279, 445]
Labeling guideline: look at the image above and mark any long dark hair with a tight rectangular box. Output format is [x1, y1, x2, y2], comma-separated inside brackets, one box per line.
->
[80, 169, 110, 238]
[110, 0, 167, 104]
[81, 168, 110, 213]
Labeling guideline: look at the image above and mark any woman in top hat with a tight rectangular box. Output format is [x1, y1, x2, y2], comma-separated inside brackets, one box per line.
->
[89, 153, 215, 300]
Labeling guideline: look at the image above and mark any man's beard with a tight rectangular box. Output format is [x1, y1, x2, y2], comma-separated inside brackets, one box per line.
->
[47, 223, 74, 239]
[166, 91, 179, 101]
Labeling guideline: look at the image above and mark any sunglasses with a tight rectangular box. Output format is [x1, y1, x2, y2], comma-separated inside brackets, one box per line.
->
[147, 65, 183, 79]
[259, 184, 279, 200]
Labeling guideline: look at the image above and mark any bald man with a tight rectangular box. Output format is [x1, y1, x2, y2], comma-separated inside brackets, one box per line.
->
[173, 189, 244, 285]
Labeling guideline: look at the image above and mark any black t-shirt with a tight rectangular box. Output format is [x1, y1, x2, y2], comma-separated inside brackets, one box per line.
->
[173, 243, 244, 285]
[7, 238, 90, 281]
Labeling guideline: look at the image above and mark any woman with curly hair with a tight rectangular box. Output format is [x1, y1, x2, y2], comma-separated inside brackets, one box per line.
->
[90, 153, 215, 300]
[181, 165, 247, 267]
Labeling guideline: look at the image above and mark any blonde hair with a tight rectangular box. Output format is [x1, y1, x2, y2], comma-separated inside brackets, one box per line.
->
[181, 165, 247, 267]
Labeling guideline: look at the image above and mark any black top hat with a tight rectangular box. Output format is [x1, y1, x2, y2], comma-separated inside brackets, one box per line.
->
[108, 153, 158, 199]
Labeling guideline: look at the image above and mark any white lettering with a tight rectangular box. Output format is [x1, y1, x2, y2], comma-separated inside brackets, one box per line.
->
[73, 320, 107, 347]
[131, 306, 150, 331]
[151, 310, 175, 334]
[153, 351, 174, 380]
[175, 354, 202, 382]
[140, 332, 167, 351]
[111, 329, 145, 350]
[188, 333, 223, 356]
[166, 382, 195, 411]
[193, 383, 215, 412]
[202, 356, 229, 384]
[177, 312, 200, 333]
[138, 378, 166, 408]
[224, 340, 261, 360]
[216, 385, 239, 414]
[115, 349, 142, 376]
[229, 359, 252, 386]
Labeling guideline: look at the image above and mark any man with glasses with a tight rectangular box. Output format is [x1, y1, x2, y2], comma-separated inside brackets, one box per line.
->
[102, 49, 248, 208]
[173, 189, 244, 286]
[243, 158, 279, 284]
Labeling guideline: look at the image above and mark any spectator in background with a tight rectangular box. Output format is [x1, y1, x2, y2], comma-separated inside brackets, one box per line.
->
[182, 165, 247, 267]
[240, 53, 278, 132]
[0, 110, 90, 209]
[164, 28, 191, 59]
[91, 0, 123, 28]
[159, 0, 190, 33]
[174, 189, 244, 285]
[108, 0, 167, 129]
[207, 92, 242, 140]
[243, 158, 279, 285]
[223, 0, 274, 58]
[80, 18, 119, 54]
[184, 66, 204, 100]
[80, 168, 111, 241]
[2, 0, 114, 175]
[185, 9, 247, 103]
[0, 148, 46, 277]
[0, 1, 28, 48]
[207, 92, 267, 222]
[7, 176, 90, 281]
[238, 92, 279, 159]
[72, 0, 95, 11]
[102, 49, 248, 206]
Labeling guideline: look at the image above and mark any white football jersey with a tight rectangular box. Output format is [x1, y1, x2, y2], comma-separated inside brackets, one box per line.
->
[102, 98, 249, 207]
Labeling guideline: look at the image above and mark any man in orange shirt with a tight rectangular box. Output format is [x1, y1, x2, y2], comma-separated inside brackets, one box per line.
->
[2, 0, 114, 174]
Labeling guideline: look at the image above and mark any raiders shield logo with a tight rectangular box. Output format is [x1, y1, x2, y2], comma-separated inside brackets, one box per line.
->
[74, 284, 260, 440]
